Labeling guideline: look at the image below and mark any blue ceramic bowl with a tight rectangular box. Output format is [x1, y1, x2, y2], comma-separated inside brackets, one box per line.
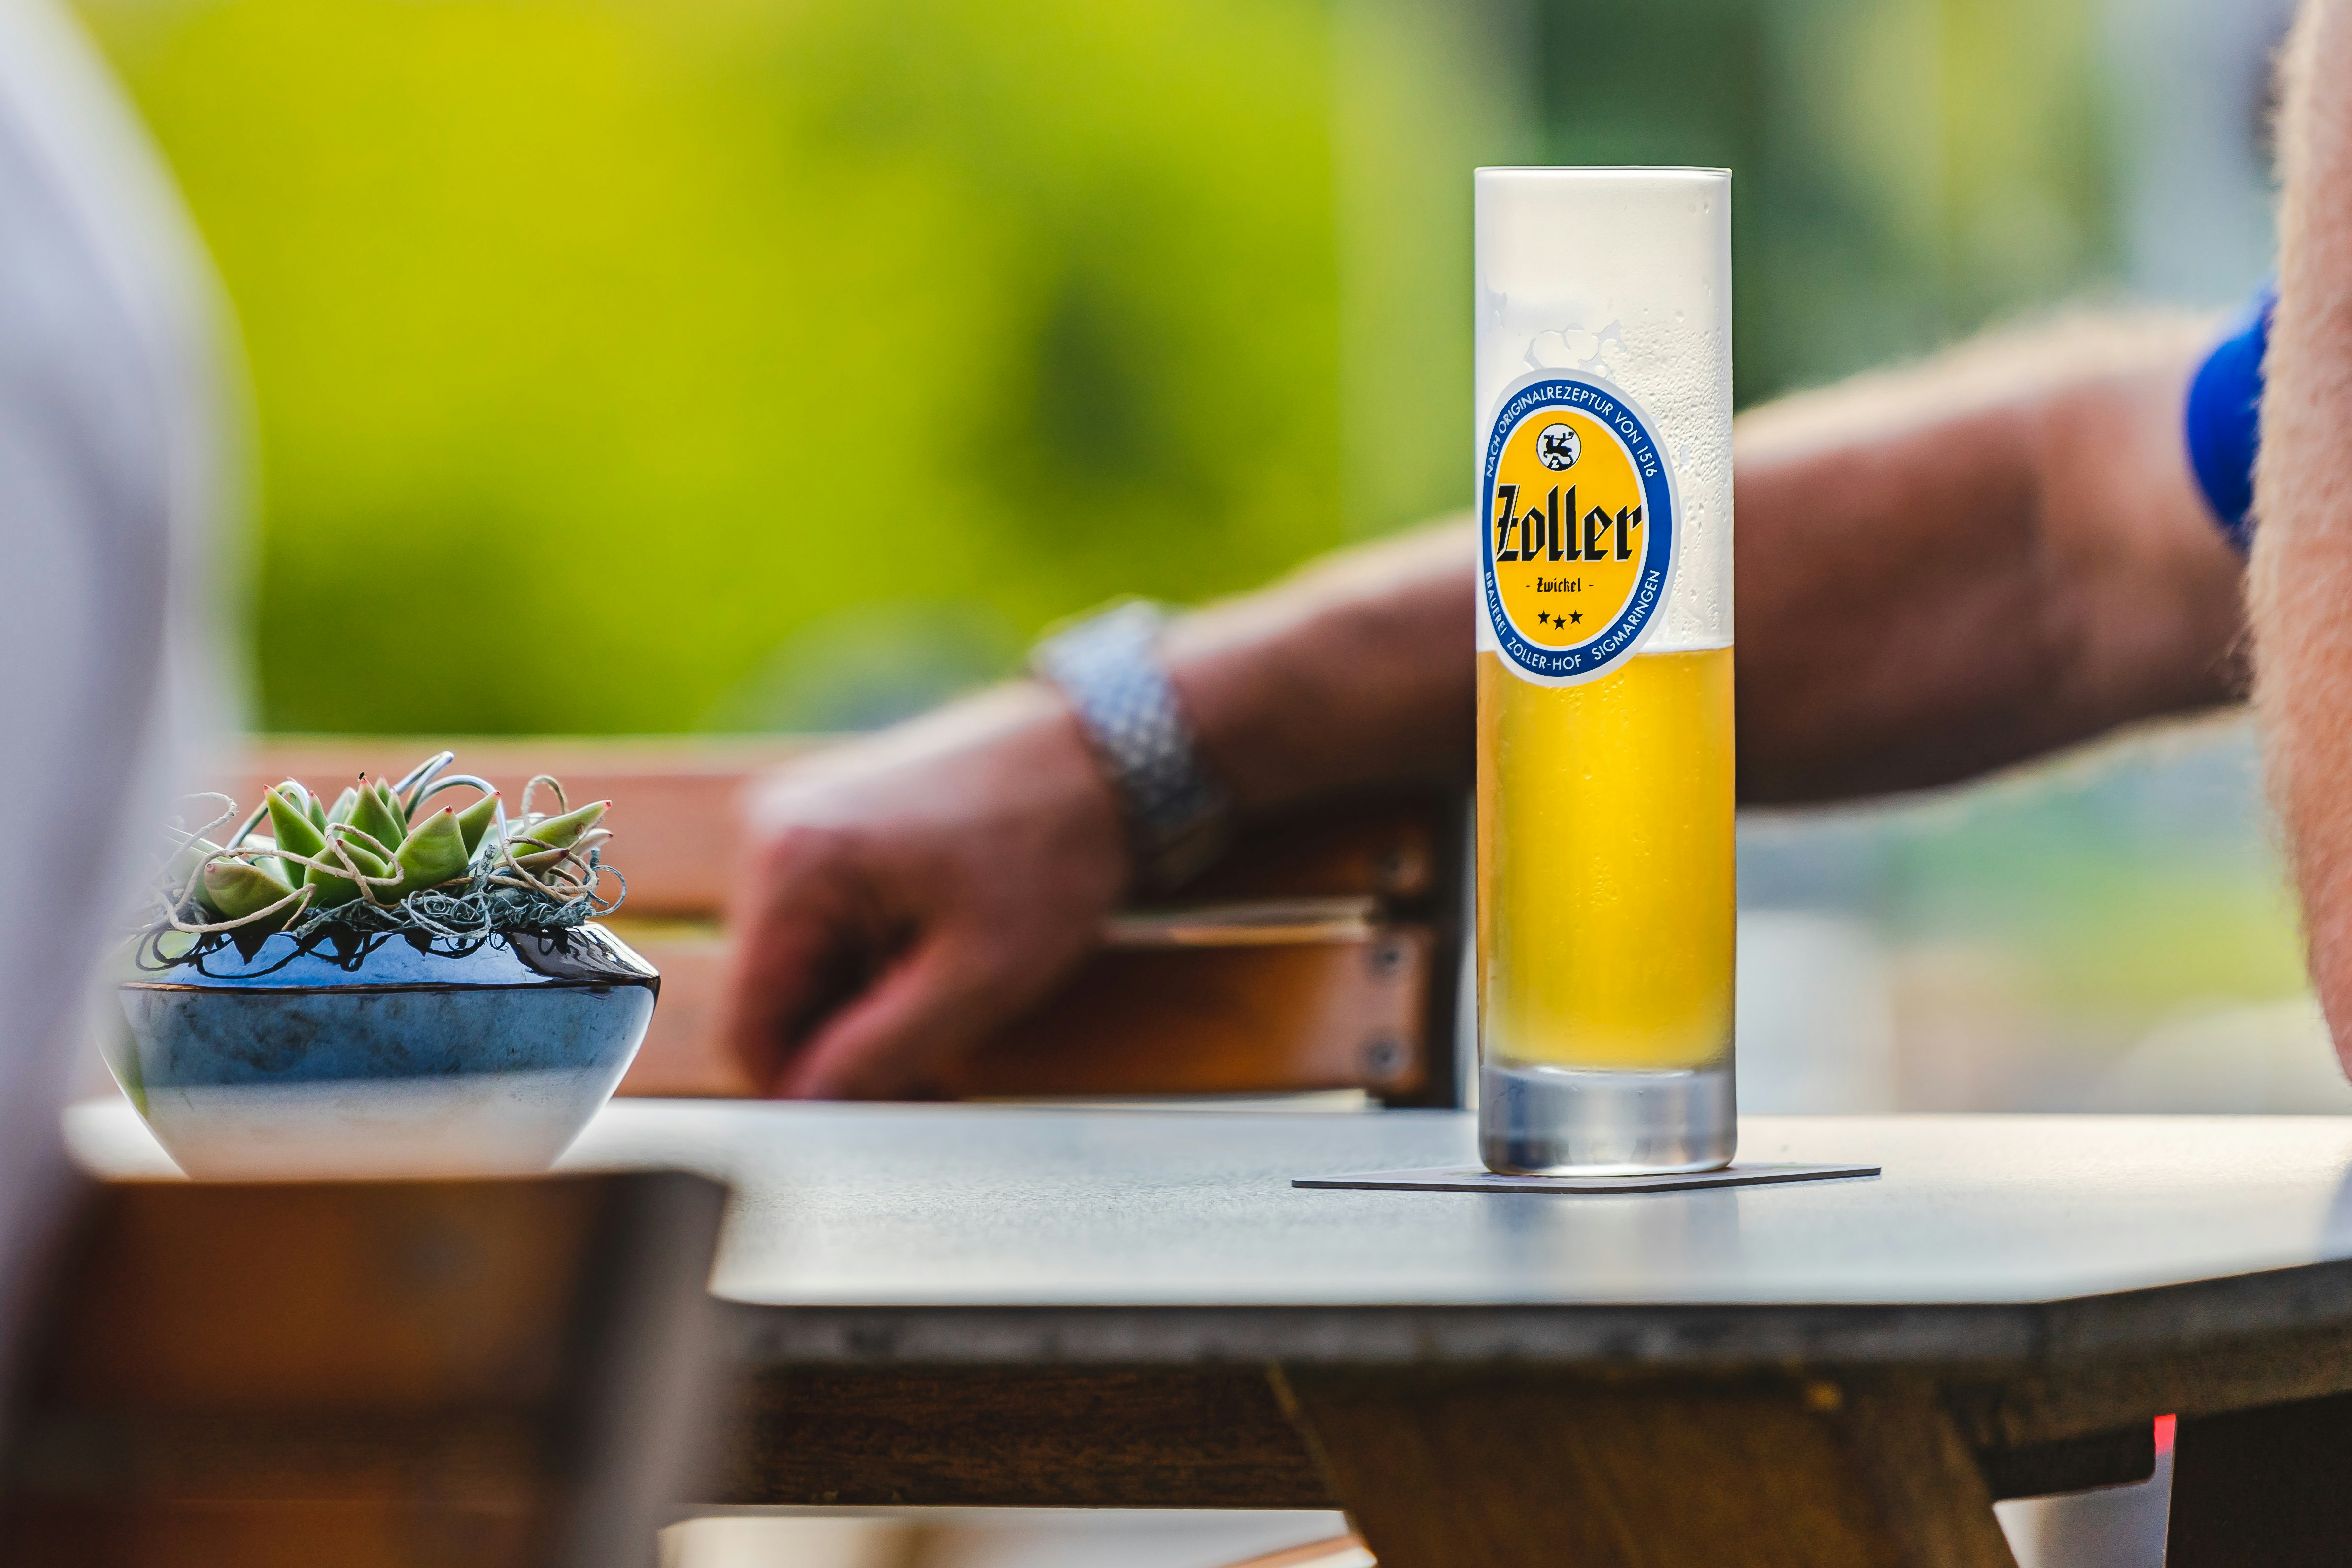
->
[112, 923, 658, 1177]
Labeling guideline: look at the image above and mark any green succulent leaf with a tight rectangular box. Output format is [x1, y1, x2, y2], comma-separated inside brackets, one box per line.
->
[266, 786, 328, 887]
[246, 837, 294, 890]
[455, 791, 501, 856]
[393, 807, 471, 897]
[305, 830, 392, 909]
[201, 858, 299, 929]
[170, 837, 227, 914]
[325, 786, 360, 827]
[349, 781, 407, 852]
[508, 799, 608, 870]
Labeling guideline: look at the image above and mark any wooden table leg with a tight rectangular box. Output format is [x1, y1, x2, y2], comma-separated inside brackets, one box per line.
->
[1272, 1367, 2016, 1568]
[2169, 1390, 2352, 1567]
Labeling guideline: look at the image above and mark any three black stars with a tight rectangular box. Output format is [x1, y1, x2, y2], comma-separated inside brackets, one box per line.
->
[1534, 610, 1584, 630]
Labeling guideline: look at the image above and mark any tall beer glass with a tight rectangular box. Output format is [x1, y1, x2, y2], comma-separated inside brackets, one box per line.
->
[1474, 168, 1735, 1174]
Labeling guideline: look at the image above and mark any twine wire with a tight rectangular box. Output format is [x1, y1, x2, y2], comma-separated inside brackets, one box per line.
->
[517, 773, 567, 819]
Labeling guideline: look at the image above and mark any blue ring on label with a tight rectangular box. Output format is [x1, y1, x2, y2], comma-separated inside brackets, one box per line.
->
[1479, 376, 1676, 683]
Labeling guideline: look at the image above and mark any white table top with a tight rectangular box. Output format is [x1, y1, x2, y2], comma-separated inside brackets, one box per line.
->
[68, 1098, 2352, 1368]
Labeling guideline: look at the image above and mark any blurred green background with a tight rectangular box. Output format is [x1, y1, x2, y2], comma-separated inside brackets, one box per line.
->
[82, 0, 2140, 737]
[75, 0, 2318, 1108]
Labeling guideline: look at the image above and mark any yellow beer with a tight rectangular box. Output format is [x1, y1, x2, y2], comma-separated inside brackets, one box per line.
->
[1476, 647, 1735, 1073]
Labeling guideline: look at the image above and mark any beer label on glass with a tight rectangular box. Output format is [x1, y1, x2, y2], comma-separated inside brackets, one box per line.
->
[1478, 372, 1678, 686]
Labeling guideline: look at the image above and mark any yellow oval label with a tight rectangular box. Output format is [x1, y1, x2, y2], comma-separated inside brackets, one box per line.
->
[1480, 375, 1675, 684]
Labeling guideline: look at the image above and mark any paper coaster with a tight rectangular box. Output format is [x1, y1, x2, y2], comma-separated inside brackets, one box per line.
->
[1293, 1162, 1880, 1195]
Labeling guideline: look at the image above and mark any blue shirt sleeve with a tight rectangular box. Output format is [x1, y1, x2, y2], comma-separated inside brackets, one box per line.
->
[2184, 281, 2274, 552]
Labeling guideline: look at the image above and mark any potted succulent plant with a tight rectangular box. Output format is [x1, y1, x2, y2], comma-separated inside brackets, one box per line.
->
[114, 751, 659, 1176]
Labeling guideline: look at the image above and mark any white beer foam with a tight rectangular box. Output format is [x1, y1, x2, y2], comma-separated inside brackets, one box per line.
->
[1474, 168, 1733, 656]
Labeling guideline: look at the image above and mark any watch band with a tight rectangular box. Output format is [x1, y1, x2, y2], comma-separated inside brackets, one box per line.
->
[1030, 599, 1232, 889]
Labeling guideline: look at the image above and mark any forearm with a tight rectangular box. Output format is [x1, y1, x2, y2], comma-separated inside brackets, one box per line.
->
[1162, 522, 1477, 813]
[1154, 317, 2244, 819]
[1735, 317, 2244, 801]
[2254, 0, 2352, 1060]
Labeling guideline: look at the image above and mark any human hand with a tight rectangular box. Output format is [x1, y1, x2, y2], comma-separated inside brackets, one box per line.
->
[718, 682, 1128, 1098]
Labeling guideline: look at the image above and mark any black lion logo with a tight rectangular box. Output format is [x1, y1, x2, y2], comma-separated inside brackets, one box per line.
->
[1537, 423, 1579, 472]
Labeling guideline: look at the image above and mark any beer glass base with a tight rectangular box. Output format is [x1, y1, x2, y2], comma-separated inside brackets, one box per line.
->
[1479, 1061, 1736, 1176]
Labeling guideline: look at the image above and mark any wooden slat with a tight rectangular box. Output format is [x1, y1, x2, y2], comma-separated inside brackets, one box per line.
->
[709, 1366, 1337, 1509]
[3, 1173, 728, 1568]
[704, 1359, 2124, 1518]
[7, 1411, 549, 1502]
[609, 929, 753, 1098]
[2, 1500, 540, 1568]
[615, 927, 1432, 1100]
[41, 1181, 604, 1408]
[946, 929, 1433, 1100]
[1178, 793, 1443, 903]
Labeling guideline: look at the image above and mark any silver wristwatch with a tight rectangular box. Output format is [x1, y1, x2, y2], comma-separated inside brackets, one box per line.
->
[1030, 599, 1232, 889]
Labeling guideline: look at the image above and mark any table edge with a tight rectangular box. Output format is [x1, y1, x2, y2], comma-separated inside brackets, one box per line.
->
[714, 1253, 2352, 1371]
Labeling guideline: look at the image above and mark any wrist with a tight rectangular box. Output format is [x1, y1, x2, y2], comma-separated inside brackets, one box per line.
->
[2035, 341, 2249, 718]
[1013, 683, 1135, 894]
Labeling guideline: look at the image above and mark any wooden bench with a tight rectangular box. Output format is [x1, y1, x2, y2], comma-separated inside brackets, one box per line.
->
[0, 1170, 726, 1568]
[236, 740, 1466, 1106]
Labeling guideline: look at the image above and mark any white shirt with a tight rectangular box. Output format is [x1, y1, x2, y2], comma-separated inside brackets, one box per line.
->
[0, 0, 231, 1405]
